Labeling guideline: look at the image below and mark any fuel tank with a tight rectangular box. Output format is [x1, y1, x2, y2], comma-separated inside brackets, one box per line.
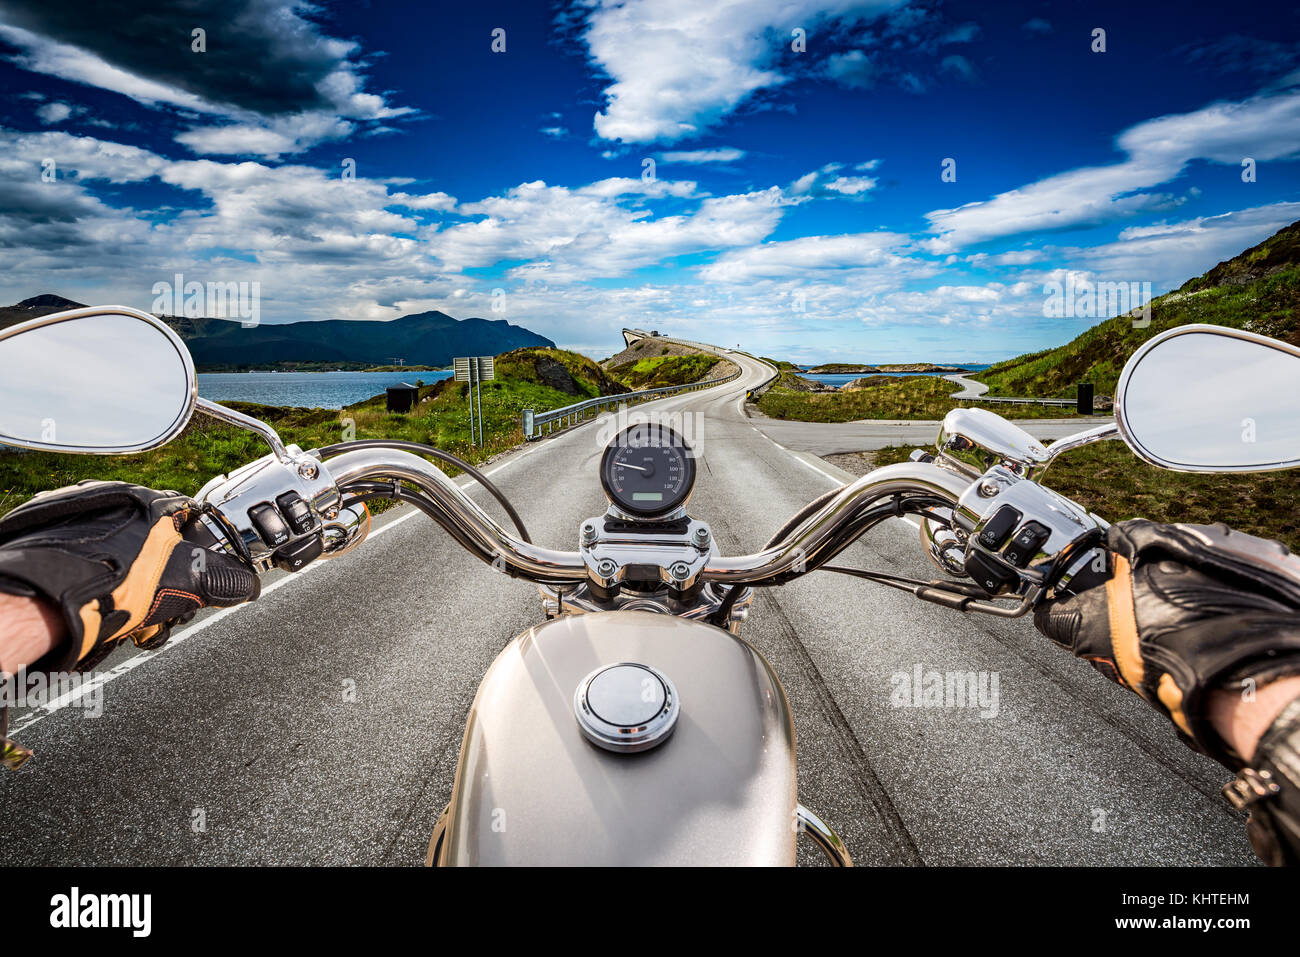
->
[432, 610, 797, 866]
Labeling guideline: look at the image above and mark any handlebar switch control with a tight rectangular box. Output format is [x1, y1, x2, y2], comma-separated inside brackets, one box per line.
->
[273, 533, 323, 573]
[1003, 521, 1052, 568]
[275, 491, 317, 535]
[248, 502, 291, 548]
[965, 550, 1021, 596]
[977, 505, 1022, 550]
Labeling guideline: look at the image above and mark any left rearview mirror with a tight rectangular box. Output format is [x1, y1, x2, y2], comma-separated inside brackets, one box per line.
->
[0, 305, 198, 454]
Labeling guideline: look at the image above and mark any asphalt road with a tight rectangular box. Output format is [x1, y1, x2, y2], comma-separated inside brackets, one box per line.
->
[943, 373, 990, 399]
[753, 411, 1111, 456]
[0, 348, 1255, 866]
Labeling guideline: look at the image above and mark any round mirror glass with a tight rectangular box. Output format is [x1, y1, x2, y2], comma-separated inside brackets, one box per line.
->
[1117, 326, 1300, 472]
[0, 308, 196, 454]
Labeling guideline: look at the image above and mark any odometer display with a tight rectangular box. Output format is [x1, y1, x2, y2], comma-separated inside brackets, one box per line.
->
[600, 423, 696, 517]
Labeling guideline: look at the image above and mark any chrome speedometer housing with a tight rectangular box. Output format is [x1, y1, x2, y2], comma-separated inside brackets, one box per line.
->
[599, 422, 696, 518]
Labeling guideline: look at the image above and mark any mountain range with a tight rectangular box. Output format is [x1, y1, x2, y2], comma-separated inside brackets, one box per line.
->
[0, 295, 555, 370]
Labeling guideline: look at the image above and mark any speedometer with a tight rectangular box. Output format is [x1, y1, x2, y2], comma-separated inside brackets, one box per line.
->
[600, 423, 696, 518]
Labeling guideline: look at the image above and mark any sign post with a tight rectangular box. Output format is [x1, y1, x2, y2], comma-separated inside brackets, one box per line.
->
[453, 356, 496, 447]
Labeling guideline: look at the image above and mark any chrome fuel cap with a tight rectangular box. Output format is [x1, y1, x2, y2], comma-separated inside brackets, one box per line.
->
[574, 662, 679, 753]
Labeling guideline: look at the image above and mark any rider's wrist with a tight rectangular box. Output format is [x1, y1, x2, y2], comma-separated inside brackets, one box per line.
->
[0, 590, 65, 675]
[1208, 675, 1300, 764]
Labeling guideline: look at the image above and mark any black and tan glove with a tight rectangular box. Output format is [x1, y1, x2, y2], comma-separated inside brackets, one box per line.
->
[0, 480, 259, 674]
[1034, 519, 1300, 768]
[1035, 519, 1300, 866]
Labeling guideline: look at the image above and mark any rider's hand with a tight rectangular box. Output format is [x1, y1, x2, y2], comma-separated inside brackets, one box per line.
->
[0, 480, 259, 674]
[1034, 519, 1300, 769]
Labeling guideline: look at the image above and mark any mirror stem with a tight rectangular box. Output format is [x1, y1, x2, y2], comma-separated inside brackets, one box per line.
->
[1041, 422, 1121, 470]
[195, 398, 290, 461]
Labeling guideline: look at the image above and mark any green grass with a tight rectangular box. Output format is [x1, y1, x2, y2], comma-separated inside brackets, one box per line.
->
[607, 354, 720, 388]
[756, 372, 1092, 422]
[870, 442, 1300, 553]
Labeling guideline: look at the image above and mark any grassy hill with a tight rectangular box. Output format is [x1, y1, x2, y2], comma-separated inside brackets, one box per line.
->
[976, 219, 1300, 398]
[607, 353, 721, 388]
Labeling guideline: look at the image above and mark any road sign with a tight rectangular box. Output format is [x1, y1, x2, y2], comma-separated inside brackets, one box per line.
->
[453, 356, 495, 382]
[453, 357, 495, 447]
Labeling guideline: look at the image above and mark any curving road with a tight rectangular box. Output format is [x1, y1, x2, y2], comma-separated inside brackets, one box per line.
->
[0, 344, 1255, 866]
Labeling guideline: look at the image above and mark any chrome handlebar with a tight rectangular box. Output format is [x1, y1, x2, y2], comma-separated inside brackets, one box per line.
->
[201, 441, 1098, 617]
[700, 461, 972, 584]
[321, 449, 977, 587]
[322, 447, 588, 584]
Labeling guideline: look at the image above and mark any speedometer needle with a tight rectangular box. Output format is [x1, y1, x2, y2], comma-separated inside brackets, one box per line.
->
[617, 462, 650, 472]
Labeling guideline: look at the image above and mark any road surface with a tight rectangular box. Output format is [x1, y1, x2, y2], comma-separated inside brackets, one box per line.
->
[943, 373, 990, 399]
[751, 410, 1110, 457]
[0, 348, 1254, 866]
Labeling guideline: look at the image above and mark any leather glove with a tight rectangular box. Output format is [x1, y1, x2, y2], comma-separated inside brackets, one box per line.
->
[0, 480, 259, 674]
[1034, 519, 1300, 769]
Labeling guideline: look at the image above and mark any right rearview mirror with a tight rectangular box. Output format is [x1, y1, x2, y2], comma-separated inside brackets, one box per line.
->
[1116, 324, 1300, 473]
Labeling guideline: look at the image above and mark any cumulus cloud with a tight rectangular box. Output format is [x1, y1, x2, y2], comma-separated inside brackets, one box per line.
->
[33, 101, 72, 124]
[579, 0, 903, 143]
[787, 161, 880, 200]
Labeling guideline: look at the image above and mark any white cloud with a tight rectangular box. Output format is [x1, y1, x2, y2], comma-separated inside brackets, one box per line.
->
[581, 0, 904, 143]
[659, 148, 747, 164]
[926, 85, 1300, 249]
[699, 231, 910, 280]
[826, 49, 877, 89]
[34, 101, 73, 124]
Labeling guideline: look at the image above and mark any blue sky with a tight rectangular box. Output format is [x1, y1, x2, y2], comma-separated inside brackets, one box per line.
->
[1, 0, 1299, 362]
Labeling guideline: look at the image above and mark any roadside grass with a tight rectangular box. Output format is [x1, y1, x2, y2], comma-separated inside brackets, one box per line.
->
[756, 373, 1093, 422]
[869, 442, 1300, 552]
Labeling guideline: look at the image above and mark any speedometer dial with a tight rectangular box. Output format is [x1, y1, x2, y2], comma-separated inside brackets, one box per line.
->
[600, 423, 696, 518]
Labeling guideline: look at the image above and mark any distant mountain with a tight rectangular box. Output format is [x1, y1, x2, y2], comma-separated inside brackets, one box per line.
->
[0, 294, 86, 329]
[0, 296, 556, 369]
[977, 219, 1300, 398]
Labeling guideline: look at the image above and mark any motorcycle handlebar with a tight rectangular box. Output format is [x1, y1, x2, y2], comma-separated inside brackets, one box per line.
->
[319, 447, 973, 590]
[700, 461, 972, 585]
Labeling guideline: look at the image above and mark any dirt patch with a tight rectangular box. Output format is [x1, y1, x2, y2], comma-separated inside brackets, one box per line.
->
[821, 451, 887, 477]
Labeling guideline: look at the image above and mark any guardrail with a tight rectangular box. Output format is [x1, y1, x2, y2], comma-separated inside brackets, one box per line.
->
[522, 355, 741, 441]
[969, 395, 1077, 407]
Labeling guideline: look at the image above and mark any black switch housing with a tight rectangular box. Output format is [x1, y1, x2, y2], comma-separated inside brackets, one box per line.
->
[275, 491, 317, 535]
[978, 505, 1022, 550]
[965, 550, 1021, 596]
[1003, 521, 1052, 568]
[248, 502, 290, 548]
